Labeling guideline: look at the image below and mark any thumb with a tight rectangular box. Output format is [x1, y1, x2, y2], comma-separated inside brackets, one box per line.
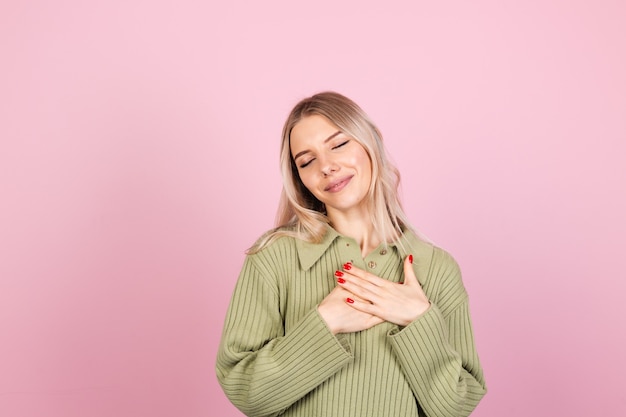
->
[402, 254, 418, 286]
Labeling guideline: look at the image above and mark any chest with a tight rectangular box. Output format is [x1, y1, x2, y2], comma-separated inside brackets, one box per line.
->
[281, 244, 403, 331]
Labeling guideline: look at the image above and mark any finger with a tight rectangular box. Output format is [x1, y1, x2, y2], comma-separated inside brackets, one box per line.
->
[330, 283, 369, 303]
[336, 273, 379, 303]
[402, 254, 418, 286]
[345, 296, 377, 314]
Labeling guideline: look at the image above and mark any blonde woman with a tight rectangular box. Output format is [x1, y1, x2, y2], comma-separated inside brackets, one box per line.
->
[216, 92, 487, 417]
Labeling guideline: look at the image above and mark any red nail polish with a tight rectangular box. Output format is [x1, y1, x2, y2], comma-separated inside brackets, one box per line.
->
[337, 277, 346, 284]
[335, 270, 344, 277]
[343, 262, 352, 270]
[409, 254, 413, 264]
[346, 298, 354, 304]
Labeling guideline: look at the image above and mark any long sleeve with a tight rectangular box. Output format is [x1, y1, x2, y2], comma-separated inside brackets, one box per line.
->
[216, 256, 353, 417]
[388, 248, 487, 417]
[216, 231, 486, 417]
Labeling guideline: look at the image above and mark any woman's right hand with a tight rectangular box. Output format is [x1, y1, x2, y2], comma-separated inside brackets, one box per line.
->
[317, 286, 383, 335]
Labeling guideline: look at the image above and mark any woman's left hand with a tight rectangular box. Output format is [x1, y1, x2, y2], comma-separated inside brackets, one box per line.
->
[337, 255, 431, 327]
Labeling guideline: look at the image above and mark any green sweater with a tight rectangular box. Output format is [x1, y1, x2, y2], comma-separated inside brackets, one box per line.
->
[216, 227, 486, 417]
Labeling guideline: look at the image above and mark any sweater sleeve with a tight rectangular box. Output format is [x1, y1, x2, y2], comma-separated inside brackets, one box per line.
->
[216, 256, 353, 417]
[387, 249, 487, 417]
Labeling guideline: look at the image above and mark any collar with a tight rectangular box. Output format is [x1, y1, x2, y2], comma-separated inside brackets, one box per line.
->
[295, 225, 423, 271]
[295, 225, 341, 271]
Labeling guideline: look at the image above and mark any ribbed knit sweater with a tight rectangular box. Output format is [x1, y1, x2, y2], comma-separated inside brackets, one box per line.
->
[216, 227, 486, 417]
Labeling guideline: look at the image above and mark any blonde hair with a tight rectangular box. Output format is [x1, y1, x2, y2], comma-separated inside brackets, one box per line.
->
[248, 91, 413, 253]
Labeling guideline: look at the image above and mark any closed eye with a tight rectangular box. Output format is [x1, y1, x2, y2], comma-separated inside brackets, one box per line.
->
[297, 139, 350, 168]
[332, 140, 350, 149]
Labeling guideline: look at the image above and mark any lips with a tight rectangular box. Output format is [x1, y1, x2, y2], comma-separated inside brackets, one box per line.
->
[324, 175, 354, 192]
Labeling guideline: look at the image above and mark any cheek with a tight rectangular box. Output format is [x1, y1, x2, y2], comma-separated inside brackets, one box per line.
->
[356, 151, 373, 180]
[297, 170, 317, 193]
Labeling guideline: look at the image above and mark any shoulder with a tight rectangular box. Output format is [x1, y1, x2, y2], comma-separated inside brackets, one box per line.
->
[401, 230, 460, 274]
[402, 231, 467, 314]
[247, 224, 343, 275]
[233, 228, 301, 293]
[399, 230, 436, 271]
[249, 225, 299, 253]
[244, 226, 301, 271]
[429, 246, 462, 279]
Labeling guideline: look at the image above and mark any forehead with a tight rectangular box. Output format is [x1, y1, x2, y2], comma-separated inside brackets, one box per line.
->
[290, 115, 340, 149]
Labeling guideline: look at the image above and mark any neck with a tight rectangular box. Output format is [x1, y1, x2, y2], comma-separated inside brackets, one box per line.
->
[327, 207, 381, 258]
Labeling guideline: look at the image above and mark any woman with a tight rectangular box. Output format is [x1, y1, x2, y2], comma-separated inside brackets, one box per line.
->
[216, 92, 487, 417]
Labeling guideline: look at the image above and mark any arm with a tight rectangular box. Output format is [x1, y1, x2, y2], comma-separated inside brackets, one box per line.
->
[338, 248, 486, 416]
[216, 256, 353, 417]
[388, 249, 486, 417]
[388, 300, 486, 417]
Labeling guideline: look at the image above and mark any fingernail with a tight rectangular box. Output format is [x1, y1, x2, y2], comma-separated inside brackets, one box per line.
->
[337, 277, 346, 284]
[343, 262, 352, 270]
[409, 254, 413, 264]
[335, 270, 344, 277]
[346, 298, 354, 304]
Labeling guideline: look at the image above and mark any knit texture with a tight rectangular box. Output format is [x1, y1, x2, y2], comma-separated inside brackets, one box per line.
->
[216, 227, 486, 417]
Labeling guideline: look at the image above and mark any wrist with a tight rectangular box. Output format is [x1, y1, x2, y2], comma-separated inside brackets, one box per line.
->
[317, 304, 340, 335]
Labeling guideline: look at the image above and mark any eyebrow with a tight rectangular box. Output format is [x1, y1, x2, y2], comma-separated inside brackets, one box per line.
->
[293, 131, 342, 161]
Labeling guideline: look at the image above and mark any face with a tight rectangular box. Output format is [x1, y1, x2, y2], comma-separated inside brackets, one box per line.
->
[290, 115, 372, 218]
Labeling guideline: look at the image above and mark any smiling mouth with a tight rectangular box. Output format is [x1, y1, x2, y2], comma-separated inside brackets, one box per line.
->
[324, 175, 354, 192]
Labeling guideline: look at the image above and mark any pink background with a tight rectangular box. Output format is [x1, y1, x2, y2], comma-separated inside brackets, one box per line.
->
[1, 1, 625, 416]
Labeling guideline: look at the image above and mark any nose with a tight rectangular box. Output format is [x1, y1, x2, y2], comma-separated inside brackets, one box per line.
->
[320, 155, 339, 177]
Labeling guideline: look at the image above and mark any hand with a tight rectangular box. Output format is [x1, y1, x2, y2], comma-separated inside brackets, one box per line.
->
[318, 285, 384, 335]
[337, 255, 430, 327]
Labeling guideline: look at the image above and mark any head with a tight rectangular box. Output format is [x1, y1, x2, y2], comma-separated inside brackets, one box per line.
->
[276, 91, 409, 243]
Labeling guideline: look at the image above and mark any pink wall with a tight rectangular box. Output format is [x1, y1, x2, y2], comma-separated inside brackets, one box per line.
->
[1, 1, 625, 416]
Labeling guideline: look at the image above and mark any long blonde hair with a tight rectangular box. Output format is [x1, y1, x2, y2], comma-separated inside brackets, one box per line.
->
[248, 91, 413, 253]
